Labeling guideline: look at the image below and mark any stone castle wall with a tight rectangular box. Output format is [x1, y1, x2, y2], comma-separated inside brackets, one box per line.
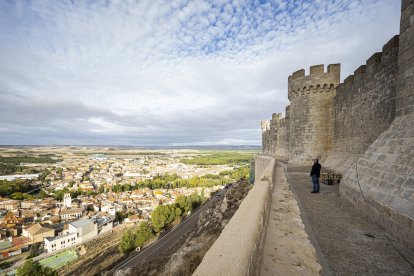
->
[260, 120, 271, 155]
[288, 63, 340, 163]
[338, 0, 414, 248]
[324, 36, 400, 173]
[275, 105, 290, 157]
[261, 0, 413, 248]
[396, 0, 414, 116]
[261, 64, 340, 163]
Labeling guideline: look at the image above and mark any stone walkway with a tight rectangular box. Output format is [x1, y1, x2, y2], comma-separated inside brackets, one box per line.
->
[285, 164, 414, 275]
[259, 163, 322, 276]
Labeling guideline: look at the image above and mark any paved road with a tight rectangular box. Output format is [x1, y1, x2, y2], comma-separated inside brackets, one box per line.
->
[109, 189, 226, 274]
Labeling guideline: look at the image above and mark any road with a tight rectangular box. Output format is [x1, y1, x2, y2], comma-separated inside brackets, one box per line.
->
[109, 189, 226, 274]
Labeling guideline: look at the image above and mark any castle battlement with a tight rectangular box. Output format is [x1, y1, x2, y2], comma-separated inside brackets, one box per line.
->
[335, 35, 399, 103]
[288, 64, 340, 100]
[260, 120, 270, 132]
[271, 112, 283, 122]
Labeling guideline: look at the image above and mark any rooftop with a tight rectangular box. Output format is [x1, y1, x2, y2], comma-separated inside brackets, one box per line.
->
[69, 219, 94, 228]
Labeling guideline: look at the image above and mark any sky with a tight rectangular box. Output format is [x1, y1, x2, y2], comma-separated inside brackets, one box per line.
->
[0, 0, 400, 146]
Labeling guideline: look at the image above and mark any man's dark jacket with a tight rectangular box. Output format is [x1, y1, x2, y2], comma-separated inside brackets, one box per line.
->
[310, 162, 321, 177]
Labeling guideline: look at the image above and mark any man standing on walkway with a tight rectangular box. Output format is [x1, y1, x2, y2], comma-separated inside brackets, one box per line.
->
[310, 159, 321, 193]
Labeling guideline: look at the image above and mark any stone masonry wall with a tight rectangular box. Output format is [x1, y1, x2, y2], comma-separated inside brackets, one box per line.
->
[260, 120, 271, 155]
[260, 0, 413, 248]
[340, 114, 414, 248]
[261, 114, 283, 156]
[275, 105, 290, 158]
[396, 0, 414, 116]
[261, 108, 290, 158]
[339, 0, 414, 248]
[324, 36, 399, 173]
[288, 64, 340, 163]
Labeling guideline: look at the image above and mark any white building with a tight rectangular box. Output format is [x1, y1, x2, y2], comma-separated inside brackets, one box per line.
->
[101, 204, 116, 216]
[68, 219, 98, 243]
[63, 193, 72, 208]
[44, 233, 77, 253]
[44, 219, 98, 253]
[59, 208, 83, 221]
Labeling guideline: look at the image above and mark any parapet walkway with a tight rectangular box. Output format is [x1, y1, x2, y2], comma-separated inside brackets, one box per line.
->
[279, 164, 414, 275]
[259, 163, 322, 275]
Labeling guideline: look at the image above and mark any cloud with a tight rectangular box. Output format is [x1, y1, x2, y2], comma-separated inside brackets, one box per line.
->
[0, 0, 400, 145]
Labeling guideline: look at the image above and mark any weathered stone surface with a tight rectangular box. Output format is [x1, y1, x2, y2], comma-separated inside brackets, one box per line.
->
[397, 0, 414, 116]
[325, 35, 399, 172]
[337, 1, 414, 249]
[262, 65, 340, 163]
[261, 0, 414, 249]
[340, 114, 414, 248]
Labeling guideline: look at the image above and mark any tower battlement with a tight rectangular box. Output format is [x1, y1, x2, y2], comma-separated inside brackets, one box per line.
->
[271, 113, 283, 122]
[288, 64, 340, 100]
[260, 120, 270, 132]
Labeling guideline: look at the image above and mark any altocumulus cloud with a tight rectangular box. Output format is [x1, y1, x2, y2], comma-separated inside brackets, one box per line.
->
[0, 0, 400, 146]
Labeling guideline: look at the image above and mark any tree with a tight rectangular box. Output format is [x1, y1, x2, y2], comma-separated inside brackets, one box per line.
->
[54, 188, 70, 201]
[98, 185, 105, 194]
[118, 230, 136, 253]
[118, 222, 154, 253]
[189, 192, 202, 210]
[135, 222, 153, 248]
[176, 194, 201, 214]
[151, 205, 168, 232]
[38, 169, 50, 182]
[175, 195, 187, 212]
[27, 243, 42, 259]
[10, 192, 26, 200]
[17, 260, 56, 276]
[38, 189, 48, 199]
[115, 211, 126, 223]
[56, 167, 63, 179]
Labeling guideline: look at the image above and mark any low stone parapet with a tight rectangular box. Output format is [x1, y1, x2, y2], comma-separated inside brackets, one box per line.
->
[193, 156, 275, 276]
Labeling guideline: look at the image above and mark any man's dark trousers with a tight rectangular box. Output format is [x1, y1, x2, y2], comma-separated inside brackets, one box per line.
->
[312, 175, 320, 192]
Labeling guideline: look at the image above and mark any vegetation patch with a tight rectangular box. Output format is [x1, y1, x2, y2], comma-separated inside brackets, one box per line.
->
[128, 178, 252, 276]
[0, 179, 32, 197]
[180, 151, 255, 165]
[0, 156, 60, 175]
[17, 259, 57, 276]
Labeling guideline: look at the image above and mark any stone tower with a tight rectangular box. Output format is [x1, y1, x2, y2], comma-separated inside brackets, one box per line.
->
[288, 64, 340, 163]
[260, 120, 270, 154]
[63, 193, 72, 208]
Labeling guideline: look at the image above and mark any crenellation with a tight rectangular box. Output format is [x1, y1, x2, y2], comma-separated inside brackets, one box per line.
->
[288, 64, 341, 101]
[291, 69, 305, 80]
[260, 120, 270, 132]
[271, 113, 283, 121]
[344, 75, 354, 85]
[366, 52, 382, 66]
[260, 0, 413, 248]
[354, 65, 366, 77]
[285, 64, 341, 162]
[382, 35, 400, 54]
[327, 63, 341, 78]
[310, 64, 324, 75]
[285, 105, 290, 118]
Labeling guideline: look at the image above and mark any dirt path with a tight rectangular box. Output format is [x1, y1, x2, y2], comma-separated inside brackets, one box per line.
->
[286, 164, 414, 275]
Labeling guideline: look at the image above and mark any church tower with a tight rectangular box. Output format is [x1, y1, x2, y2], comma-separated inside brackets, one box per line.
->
[63, 193, 72, 208]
